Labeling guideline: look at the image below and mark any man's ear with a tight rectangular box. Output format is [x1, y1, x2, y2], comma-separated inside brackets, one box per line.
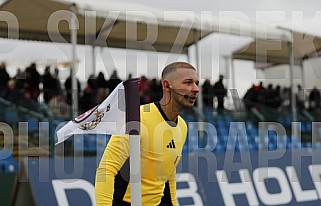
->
[162, 80, 170, 90]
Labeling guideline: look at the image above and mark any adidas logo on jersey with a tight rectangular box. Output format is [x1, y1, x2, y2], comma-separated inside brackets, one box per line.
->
[166, 139, 176, 149]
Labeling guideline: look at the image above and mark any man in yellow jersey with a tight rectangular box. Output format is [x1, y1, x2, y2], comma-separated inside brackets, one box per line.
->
[95, 62, 200, 205]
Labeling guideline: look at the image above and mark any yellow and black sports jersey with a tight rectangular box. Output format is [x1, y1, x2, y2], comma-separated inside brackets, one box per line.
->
[95, 102, 188, 206]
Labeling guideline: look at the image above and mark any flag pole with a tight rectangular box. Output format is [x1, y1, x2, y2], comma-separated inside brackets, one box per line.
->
[129, 134, 141, 205]
[56, 78, 142, 205]
[70, 3, 78, 118]
[124, 78, 141, 205]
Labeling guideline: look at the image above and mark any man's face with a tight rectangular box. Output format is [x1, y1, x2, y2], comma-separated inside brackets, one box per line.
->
[170, 68, 200, 109]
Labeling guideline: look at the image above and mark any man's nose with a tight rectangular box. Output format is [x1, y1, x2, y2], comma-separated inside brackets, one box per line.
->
[192, 83, 200, 93]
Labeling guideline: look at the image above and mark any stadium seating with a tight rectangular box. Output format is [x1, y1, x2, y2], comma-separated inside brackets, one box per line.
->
[0, 150, 18, 173]
[5, 110, 19, 128]
[180, 108, 319, 154]
[1, 94, 321, 177]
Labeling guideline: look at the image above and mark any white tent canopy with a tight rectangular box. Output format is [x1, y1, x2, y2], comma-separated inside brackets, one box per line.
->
[0, 0, 289, 52]
[0, 0, 212, 54]
[232, 31, 321, 65]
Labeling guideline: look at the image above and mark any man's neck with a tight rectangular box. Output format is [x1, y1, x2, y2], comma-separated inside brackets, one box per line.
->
[159, 98, 180, 122]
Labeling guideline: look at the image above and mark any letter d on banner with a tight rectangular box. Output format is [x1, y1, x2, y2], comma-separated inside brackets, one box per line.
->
[52, 179, 95, 206]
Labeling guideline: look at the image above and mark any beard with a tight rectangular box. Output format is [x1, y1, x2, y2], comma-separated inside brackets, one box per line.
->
[172, 94, 195, 110]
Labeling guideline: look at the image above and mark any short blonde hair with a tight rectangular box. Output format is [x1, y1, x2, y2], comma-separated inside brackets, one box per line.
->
[161, 62, 195, 80]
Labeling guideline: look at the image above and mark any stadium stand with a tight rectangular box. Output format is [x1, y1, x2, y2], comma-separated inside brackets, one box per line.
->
[0, 97, 56, 159]
[1, 75, 321, 206]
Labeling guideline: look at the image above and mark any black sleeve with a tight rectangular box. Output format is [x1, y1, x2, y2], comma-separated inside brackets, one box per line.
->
[159, 181, 173, 206]
[113, 158, 131, 205]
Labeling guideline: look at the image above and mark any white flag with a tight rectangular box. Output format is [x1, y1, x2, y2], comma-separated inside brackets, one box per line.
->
[56, 79, 140, 145]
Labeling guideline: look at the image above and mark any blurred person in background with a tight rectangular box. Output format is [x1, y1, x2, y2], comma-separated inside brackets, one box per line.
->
[213, 75, 227, 111]
[0, 62, 10, 98]
[48, 91, 70, 120]
[79, 74, 98, 112]
[202, 79, 214, 109]
[296, 84, 305, 111]
[4, 79, 30, 105]
[308, 87, 321, 112]
[64, 74, 81, 106]
[42, 66, 58, 104]
[96, 72, 108, 89]
[107, 70, 122, 93]
[25, 62, 40, 102]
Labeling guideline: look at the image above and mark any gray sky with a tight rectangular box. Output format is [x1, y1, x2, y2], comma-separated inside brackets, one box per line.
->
[1, 0, 321, 98]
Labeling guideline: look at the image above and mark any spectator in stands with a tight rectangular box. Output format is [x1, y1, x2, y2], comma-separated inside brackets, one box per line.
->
[53, 67, 59, 79]
[149, 78, 162, 101]
[14, 68, 25, 90]
[273, 85, 282, 109]
[264, 84, 275, 108]
[3, 79, 30, 105]
[243, 84, 253, 110]
[48, 91, 70, 120]
[107, 70, 122, 93]
[213, 75, 227, 111]
[296, 84, 305, 111]
[202, 79, 214, 108]
[308, 87, 321, 111]
[259, 81, 265, 91]
[79, 74, 97, 112]
[25, 62, 40, 102]
[53, 67, 62, 94]
[126, 73, 132, 81]
[0, 62, 10, 98]
[243, 84, 259, 111]
[281, 87, 290, 108]
[41, 66, 58, 104]
[15, 68, 23, 78]
[96, 72, 108, 89]
[64, 75, 81, 106]
[257, 81, 266, 107]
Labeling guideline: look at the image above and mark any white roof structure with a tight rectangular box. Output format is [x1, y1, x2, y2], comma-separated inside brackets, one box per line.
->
[232, 31, 321, 67]
[0, 0, 212, 54]
[0, 0, 289, 54]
